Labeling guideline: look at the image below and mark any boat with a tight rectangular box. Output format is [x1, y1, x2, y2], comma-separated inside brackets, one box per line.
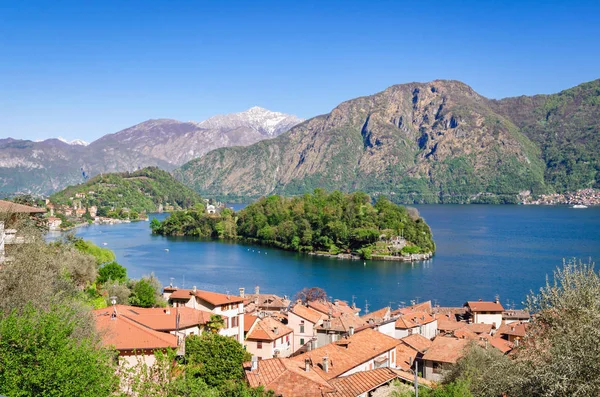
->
[102, 242, 108, 246]
[573, 204, 588, 209]
[164, 248, 169, 252]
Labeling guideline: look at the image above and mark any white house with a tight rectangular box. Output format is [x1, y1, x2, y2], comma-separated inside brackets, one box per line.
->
[464, 300, 504, 329]
[168, 287, 245, 342]
[206, 204, 216, 214]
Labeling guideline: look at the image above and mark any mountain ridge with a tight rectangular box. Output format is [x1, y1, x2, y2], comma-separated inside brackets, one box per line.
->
[175, 79, 599, 203]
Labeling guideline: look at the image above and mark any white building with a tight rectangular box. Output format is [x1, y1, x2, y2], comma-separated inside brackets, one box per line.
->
[464, 300, 504, 329]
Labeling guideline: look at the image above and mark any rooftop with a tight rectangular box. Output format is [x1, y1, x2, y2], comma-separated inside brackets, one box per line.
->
[292, 328, 399, 380]
[465, 301, 504, 312]
[360, 306, 391, 324]
[247, 316, 293, 341]
[316, 312, 367, 333]
[400, 334, 433, 353]
[291, 303, 327, 324]
[168, 288, 245, 306]
[326, 367, 399, 397]
[422, 337, 468, 364]
[0, 200, 46, 214]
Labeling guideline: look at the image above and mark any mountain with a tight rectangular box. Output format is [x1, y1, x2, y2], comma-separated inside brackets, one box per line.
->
[57, 137, 89, 146]
[175, 79, 599, 204]
[49, 167, 203, 214]
[0, 107, 302, 195]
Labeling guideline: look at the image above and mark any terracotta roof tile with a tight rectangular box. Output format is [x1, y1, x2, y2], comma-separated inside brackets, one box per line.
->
[308, 300, 357, 317]
[395, 316, 417, 329]
[361, 307, 391, 324]
[247, 317, 293, 341]
[316, 312, 367, 333]
[395, 344, 418, 371]
[245, 293, 291, 309]
[326, 368, 399, 397]
[94, 307, 178, 351]
[465, 301, 504, 312]
[422, 337, 468, 364]
[496, 322, 529, 338]
[392, 301, 433, 316]
[168, 288, 244, 305]
[437, 319, 466, 332]
[400, 334, 432, 353]
[291, 304, 327, 324]
[489, 337, 514, 353]
[453, 327, 480, 340]
[244, 314, 259, 333]
[292, 329, 399, 380]
[244, 358, 333, 396]
[464, 323, 493, 334]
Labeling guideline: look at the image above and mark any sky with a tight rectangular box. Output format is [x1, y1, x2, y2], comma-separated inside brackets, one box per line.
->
[1, 1, 599, 143]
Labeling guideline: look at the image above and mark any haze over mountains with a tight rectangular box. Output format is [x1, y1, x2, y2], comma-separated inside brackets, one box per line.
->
[176, 79, 600, 204]
[0, 107, 302, 195]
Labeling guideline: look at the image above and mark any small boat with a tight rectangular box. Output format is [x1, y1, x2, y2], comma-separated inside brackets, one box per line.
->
[102, 242, 108, 246]
[164, 248, 169, 252]
[573, 204, 588, 209]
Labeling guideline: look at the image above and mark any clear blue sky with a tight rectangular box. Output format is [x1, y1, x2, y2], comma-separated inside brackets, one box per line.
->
[1, 1, 599, 142]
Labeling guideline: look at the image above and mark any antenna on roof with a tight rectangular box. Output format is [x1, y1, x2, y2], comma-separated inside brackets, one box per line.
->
[110, 296, 118, 320]
[415, 296, 420, 304]
[169, 277, 174, 288]
[364, 300, 369, 315]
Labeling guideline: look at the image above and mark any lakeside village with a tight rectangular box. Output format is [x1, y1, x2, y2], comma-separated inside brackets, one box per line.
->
[96, 282, 529, 396]
[43, 191, 226, 231]
[520, 187, 600, 206]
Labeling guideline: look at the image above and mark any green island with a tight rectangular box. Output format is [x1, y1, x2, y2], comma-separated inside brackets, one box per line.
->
[48, 167, 203, 226]
[151, 189, 435, 260]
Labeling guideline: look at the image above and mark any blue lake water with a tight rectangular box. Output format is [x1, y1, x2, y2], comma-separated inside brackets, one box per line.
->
[60, 205, 600, 311]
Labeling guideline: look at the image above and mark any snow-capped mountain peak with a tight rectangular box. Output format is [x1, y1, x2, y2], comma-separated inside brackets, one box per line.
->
[197, 107, 303, 136]
[57, 136, 89, 146]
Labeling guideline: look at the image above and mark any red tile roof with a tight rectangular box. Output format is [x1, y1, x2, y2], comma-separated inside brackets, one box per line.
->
[422, 337, 468, 364]
[489, 337, 514, 354]
[244, 314, 259, 333]
[400, 334, 432, 353]
[168, 288, 244, 305]
[94, 307, 178, 351]
[395, 316, 418, 329]
[291, 304, 327, 324]
[392, 301, 433, 316]
[326, 368, 399, 397]
[247, 317, 293, 341]
[361, 307, 390, 324]
[465, 301, 504, 312]
[292, 329, 399, 380]
[316, 312, 367, 333]
[437, 319, 465, 332]
[464, 322, 493, 334]
[496, 322, 529, 338]
[395, 344, 418, 371]
[0, 200, 46, 213]
[308, 300, 357, 317]
[244, 358, 334, 396]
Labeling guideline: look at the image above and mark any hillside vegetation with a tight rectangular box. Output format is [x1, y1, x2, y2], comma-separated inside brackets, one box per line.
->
[50, 167, 203, 213]
[151, 190, 435, 258]
[176, 79, 600, 204]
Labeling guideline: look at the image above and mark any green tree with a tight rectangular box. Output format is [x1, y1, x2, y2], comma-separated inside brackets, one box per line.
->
[0, 304, 118, 397]
[185, 333, 251, 387]
[129, 278, 157, 307]
[97, 261, 127, 284]
[205, 314, 226, 334]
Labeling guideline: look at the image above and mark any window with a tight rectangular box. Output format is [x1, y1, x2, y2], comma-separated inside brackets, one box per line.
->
[231, 316, 238, 328]
[408, 328, 413, 335]
[433, 362, 443, 374]
[273, 341, 276, 348]
[300, 325, 305, 333]
[257, 341, 262, 349]
[286, 335, 290, 343]
[300, 338, 305, 345]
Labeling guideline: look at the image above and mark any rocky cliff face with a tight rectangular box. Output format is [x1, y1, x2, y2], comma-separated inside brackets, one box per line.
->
[0, 108, 302, 195]
[176, 80, 551, 203]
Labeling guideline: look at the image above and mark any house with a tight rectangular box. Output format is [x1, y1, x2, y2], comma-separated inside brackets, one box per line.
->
[47, 216, 62, 231]
[0, 200, 45, 263]
[63, 208, 73, 216]
[464, 300, 504, 328]
[75, 208, 86, 217]
[315, 312, 368, 347]
[395, 343, 419, 371]
[94, 306, 178, 367]
[308, 299, 360, 317]
[288, 303, 326, 353]
[206, 204, 216, 214]
[392, 300, 433, 316]
[358, 306, 397, 338]
[421, 337, 468, 381]
[495, 322, 529, 344]
[244, 359, 402, 397]
[400, 334, 433, 354]
[167, 287, 245, 342]
[292, 328, 400, 380]
[394, 311, 437, 339]
[88, 205, 98, 218]
[502, 309, 530, 324]
[75, 192, 86, 198]
[244, 314, 260, 339]
[241, 286, 290, 315]
[245, 316, 293, 360]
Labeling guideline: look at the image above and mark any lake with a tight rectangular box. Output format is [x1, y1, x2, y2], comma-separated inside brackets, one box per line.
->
[60, 205, 600, 311]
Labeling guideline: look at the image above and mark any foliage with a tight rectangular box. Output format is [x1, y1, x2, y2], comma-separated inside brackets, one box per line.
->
[205, 314, 226, 333]
[444, 259, 600, 397]
[128, 278, 158, 307]
[153, 190, 435, 257]
[70, 235, 116, 265]
[50, 166, 203, 214]
[104, 280, 131, 306]
[295, 287, 328, 305]
[97, 261, 127, 284]
[185, 333, 252, 388]
[0, 304, 118, 397]
[390, 379, 473, 397]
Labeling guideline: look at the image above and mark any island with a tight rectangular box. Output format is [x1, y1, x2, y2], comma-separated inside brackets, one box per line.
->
[151, 189, 435, 261]
[46, 167, 204, 229]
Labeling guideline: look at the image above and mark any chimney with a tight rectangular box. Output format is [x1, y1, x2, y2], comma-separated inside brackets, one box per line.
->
[495, 295, 500, 304]
[193, 285, 197, 293]
[273, 326, 279, 335]
[164, 308, 171, 315]
[251, 356, 258, 371]
[324, 319, 331, 329]
[255, 285, 260, 295]
[322, 356, 329, 373]
[349, 326, 355, 336]
[304, 358, 310, 372]
[239, 287, 245, 298]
